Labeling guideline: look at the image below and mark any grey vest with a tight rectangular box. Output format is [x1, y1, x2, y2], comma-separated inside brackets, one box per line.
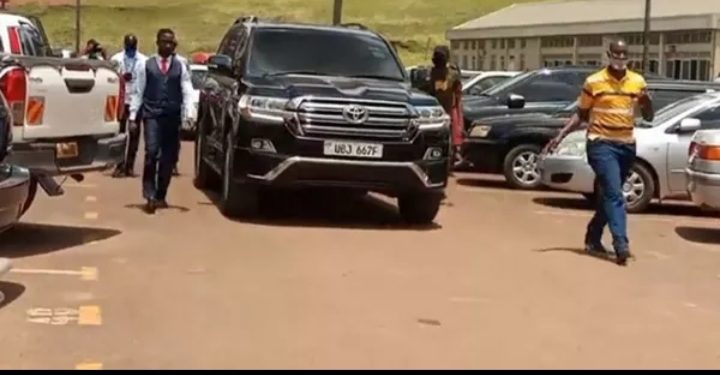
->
[141, 56, 183, 119]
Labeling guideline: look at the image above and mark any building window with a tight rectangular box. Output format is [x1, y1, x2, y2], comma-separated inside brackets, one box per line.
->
[500, 56, 506, 70]
[520, 38, 527, 48]
[666, 30, 712, 45]
[478, 58, 485, 70]
[478, 40, 485, 50]
[519, 54, 525, 70]
[541, 36, 574, 48]
[578, 35, 603, 47]
[451, 40, 460, 50]
[491, 39, 497, 49]
[462, 55, 469, 70]
[490, 55, 497, 70]
[508, 39, 516, 49]
[462, 40, 469, 50]
[500, 39, 505, 49]
[472, 56, 477, 70]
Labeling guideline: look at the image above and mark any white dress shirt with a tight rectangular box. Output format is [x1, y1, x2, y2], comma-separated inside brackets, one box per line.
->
[110, 51, 148, 105]
[129, 54, 195, 122]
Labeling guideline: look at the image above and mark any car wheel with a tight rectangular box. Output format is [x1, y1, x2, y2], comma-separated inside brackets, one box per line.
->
[624, 163, 655, 213]
[193, 124, 219, 190]
[503, 144, 543, 190]
[398, 192, 443, 225]
[220, 132, 259, 218]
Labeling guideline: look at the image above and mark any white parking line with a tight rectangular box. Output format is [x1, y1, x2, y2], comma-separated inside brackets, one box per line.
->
[85, 196, 98, 203]
[11, 267, 98, 281]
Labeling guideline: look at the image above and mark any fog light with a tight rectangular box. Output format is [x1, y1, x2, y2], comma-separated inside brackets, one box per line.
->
[251, 138, 276, 153]
[423, 147, 443, 160]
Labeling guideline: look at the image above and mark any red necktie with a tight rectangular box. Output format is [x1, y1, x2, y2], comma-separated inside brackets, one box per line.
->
[160, 58, 169, 74]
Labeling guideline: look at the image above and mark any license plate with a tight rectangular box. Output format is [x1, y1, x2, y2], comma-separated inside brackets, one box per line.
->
[323, 141, 383, 159]
[56, 142, 79, 159]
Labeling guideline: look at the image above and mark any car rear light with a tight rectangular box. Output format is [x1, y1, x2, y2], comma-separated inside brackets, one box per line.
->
[0, 68, 27, 126]
[105, 95, 118, 122]
[7, 26, 22, 55]
[25, 96, 45, 126]
[696, 144, 720, 161]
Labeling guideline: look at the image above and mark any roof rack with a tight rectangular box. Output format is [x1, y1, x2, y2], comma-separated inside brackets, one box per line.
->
[235, 16, 259, 24]
[340, 23, 369, 31]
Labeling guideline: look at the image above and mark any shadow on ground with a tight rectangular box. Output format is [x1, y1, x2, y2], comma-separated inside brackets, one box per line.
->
[0, 282, 25, 310]
[200, 189, 442, 231]
[1, 223, 121, 258]
[124, 203, 191, 213]
[532, 196, 720, 219]
[534, 247, 620, 266]
[456, 176, 550, 191]
[675, 227, 720, 245]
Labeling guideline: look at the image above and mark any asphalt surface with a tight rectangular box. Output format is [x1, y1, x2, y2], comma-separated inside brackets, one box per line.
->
[2, 142, 720, 369]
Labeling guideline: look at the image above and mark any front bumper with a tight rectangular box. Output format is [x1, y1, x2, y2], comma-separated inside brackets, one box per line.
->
[0, 164, 30, 231]
[539, 154, 595, 193]
[7, 133, 127, 176]
[687, 168, 720, 210]
[231, 120, 450, 193]
[461, 138, 507, 173]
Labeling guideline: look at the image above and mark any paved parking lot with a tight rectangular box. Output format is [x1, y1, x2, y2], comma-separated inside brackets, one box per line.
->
[1, 142, 720, 369]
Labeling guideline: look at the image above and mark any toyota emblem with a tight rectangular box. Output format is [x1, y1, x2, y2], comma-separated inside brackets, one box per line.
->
[342, 104, 369, 124]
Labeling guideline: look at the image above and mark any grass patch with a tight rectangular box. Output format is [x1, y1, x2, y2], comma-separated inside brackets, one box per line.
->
[16, 0, 538, 65]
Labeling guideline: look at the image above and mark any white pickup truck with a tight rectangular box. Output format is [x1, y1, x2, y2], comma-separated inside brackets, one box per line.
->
[0, 12, 126, 214]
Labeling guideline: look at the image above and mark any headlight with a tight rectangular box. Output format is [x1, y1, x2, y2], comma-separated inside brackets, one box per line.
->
[469, 124, 491, 137]
[412, 105, 449, 130]
[238, 95, 290, 123]
[555, 132, 587, 157]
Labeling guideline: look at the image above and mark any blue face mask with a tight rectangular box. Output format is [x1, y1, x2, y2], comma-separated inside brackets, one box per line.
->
[125, 48, 137, 58]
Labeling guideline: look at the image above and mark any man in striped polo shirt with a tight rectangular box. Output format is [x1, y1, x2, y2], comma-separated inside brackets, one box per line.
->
[547, 40, 654, 266]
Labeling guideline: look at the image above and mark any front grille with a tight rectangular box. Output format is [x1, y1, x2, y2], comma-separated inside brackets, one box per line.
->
[295, 98, 414, 141]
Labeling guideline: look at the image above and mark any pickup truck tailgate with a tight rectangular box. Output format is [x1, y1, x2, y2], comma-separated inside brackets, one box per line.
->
[3, 58, 122, 140]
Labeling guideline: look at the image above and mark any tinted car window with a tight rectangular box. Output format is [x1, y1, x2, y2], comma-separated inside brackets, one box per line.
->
[514, 80, 578, 102]
[218, 25, 243, 57]
[651, 89, 712, 110]
[694, 104, 720, 129]
[19, 23, 47, 57]
[485, 70, 590, 102]
[191, 69, 207, 90]
[247, 28, 404, 80]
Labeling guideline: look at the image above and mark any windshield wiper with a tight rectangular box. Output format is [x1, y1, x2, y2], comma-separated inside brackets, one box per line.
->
[348, 74, 404, 81]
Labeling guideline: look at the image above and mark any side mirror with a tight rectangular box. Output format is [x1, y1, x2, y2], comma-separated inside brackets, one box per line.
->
[678, 118, 702, 133]
[507, 93, 526, 109]
[208, 54, 233, 75]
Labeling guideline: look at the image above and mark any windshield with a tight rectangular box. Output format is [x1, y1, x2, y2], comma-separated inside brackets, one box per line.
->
[638, 94, 711, 128]
[191, 69, 207, 90]
[247, 28, 404, 80]
[483, 70, 535, 96]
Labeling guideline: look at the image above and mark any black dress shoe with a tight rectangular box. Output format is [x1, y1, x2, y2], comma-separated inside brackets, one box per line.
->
[616, 251, 634, 266]
[156, 200, 169, 209]
[144, 200, 157, 215]
[112, 169, 127, 178]
[585, 243, 609, 256]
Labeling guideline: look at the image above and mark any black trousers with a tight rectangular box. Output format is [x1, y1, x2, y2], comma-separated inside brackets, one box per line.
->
[142, 116, 181, 201]
[116, 104, 141, 173]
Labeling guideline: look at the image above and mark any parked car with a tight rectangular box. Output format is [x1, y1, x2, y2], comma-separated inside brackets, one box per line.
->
[540, 92, 720, 213]
[195, 18, 450, 224]
[181, 63, 208, 138]
[462, 66, 598, 131]
[0, 12, 126, 216]
[687, 129, 720, 211]
[462, 71, 520, 97]
[0, 90, 30, 233]
[465, 80, 720, 189]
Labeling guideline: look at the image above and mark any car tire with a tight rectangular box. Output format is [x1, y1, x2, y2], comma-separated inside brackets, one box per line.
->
[625, 163, 655, 214]
[503, 144, 543, 190]
[193, 124, 219, 190]
[220, 132, 259, 218]
[591, 163, 655, 214]
[398, 192, 443, 225]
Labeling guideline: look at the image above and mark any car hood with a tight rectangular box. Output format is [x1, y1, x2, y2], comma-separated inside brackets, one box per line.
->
[242, 74, 437, 106]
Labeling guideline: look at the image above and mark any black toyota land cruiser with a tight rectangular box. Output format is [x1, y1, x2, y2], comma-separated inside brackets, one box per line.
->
[194, 18, 450, 224]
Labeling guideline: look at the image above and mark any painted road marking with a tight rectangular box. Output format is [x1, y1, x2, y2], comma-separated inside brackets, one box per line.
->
[84, 212, 99, 220]
[64, 183, 98, 189]
[11, 267, 98, 281]
[75, 362, 103, 370]
[85, 196, 98, 203]
[26, 306, 102, 326]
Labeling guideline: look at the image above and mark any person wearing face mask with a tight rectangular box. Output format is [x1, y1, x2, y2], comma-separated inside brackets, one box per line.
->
[421, 46, 464, 173]
[111, 34, 148, 178]
[129, 28, 195, 214]
[545, 40, 654, 266]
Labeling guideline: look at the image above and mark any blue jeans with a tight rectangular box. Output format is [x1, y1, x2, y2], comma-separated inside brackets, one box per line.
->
[585, 140, 636, 253]
[142, 116, 181, 201]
